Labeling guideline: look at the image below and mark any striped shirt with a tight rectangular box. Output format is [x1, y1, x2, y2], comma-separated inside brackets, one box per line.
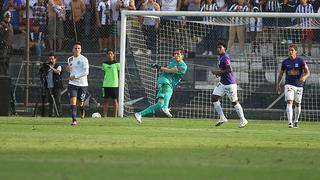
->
[265, 0, 281, 12]
[32, 3, 47, 26]
[98, 1, 111, 25]
[200, 3, 217, 22]
[229, 3, 249, 25]
[296, 3, 313, 28]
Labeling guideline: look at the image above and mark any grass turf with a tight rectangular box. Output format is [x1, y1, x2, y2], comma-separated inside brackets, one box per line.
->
[0, 117, 320, 180]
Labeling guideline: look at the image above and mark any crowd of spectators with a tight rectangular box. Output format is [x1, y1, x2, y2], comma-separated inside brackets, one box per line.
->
[1, 0, 320, 56]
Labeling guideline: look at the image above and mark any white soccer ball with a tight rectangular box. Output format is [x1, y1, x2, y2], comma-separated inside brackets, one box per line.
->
[91, 112, 102, 118]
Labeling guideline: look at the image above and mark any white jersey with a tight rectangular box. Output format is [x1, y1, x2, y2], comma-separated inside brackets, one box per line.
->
[67, 54, 89, 87]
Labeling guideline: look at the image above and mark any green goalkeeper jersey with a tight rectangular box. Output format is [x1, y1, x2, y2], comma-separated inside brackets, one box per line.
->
[102, 61, 120, 87]
[157, 57, 187, 88]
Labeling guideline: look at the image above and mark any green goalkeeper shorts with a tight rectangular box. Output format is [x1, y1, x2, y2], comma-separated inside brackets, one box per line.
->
[156, 84, 173, 101]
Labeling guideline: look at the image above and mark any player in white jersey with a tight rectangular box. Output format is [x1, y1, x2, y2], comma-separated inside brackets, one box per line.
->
[66, 41, 89, 126]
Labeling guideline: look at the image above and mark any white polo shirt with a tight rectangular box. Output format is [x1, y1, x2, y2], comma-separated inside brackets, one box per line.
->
[67, 54, 89, 87]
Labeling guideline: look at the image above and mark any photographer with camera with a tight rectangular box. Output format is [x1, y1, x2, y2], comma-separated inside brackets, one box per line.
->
[40, 53, 63, 117]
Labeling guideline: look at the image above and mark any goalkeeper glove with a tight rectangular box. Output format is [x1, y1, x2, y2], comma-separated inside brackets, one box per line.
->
[151, 63, 161, 70]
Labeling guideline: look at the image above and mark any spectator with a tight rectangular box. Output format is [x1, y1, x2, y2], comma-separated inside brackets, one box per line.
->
[227, 0, 249, 55]
[280, 0, 298, 45]
[48, 0, 65, 51]
[29, 21, 45, 59]
[0, 11, 14, 76]
[115, 0, 135, 51]
[32, 0, 47, 33]
[158, 0, 181, 45]
[70, 0, 86, 41]
[3, 0, 22, 33]
[140, 0, 160, 54]
[115, 0, 136, 21]
[116, 0, 136, 12]
[109, 0, 120, 51]
[261, 0, 281, 43]
[247, 0, 262, 54]
[213, 0, 228, 42]
[296, 0, 313, 56]
[97, 0, 112, 52]
[83, 0, 94, 38]
[63, 0, 73, 39]
[184, 0, 201, 44]
[20, 0, 37, 26]
[200, 0, 216, 56]
[102, 49, 120, 117]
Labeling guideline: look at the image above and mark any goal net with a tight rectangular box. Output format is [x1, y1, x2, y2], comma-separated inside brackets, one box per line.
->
[119, 11, 320, 121]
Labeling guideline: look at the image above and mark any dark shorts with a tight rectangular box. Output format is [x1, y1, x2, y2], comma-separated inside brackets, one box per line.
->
[68, 84, 87, 102]
[98, 24, 112, 38]
[102, 87, 118, 99]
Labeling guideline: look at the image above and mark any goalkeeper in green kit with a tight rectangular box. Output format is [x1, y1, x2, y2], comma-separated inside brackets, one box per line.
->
[134, 48, 188, 123]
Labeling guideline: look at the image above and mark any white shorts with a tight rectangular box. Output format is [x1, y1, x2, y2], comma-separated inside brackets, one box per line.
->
[284, 84, 303, 103]
[212, 82, 238, 102]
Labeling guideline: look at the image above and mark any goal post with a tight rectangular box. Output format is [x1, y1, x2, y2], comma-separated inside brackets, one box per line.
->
[118, 10, 320, 121]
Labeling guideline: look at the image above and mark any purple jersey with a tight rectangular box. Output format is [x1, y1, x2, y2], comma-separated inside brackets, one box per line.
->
[218, 53, 237, 85]
[281, 56, 307, 87]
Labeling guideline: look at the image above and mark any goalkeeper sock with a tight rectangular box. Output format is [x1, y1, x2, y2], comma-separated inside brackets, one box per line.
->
[213, 101, 225, 117]
[163, 97, 170, 109]
[139, 102, 162, 116]
[71, 105, 77, 120]
[234, 103, 245, 120]
[294, 105, 301, 123]
[286, 104, 293, 124]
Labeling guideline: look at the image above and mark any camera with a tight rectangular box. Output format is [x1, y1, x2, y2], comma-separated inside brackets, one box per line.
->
[38, 63, 50, 83]
[41, 63, 50, 72]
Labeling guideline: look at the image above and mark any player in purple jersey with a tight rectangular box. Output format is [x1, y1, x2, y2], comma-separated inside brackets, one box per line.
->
[276, 44, 310, 128]
[211, 41, 248, 128]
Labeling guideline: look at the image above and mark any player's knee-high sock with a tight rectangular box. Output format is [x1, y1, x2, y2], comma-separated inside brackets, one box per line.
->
[234, 103, 245, 120]
[213, 101, 225, 117]
[139, 102, 163, 116]
[163, 96, 170, 109]
[294, 105, 301, 123]
[80, 105, 84, 115]
[162, 87, 172, 109]
[71, 105, 77, 120]
[286, 104, 293, 124]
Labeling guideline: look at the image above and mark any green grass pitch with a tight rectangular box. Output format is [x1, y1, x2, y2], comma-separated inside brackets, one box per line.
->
[0, 116, 320, 180]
